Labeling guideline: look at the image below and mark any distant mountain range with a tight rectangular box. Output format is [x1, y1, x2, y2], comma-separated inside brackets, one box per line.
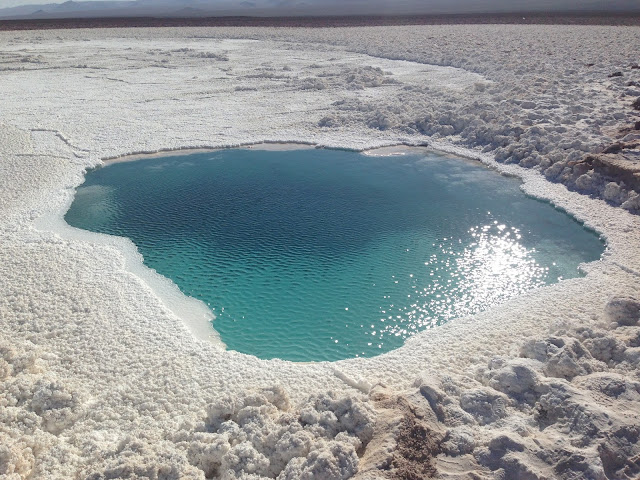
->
[1, 0, 639, 20]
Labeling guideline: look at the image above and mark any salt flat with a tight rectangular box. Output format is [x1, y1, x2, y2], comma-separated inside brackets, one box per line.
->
[1, 25, 639, 479]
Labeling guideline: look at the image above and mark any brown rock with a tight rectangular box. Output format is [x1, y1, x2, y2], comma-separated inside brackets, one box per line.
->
[602, 143, 623, 154]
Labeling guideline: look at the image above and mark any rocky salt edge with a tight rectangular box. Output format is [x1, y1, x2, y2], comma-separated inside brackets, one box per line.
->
[0, 25, 639, 479]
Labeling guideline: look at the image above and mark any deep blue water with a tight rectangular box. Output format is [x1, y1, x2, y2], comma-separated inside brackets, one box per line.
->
[65, 148, 604, 361]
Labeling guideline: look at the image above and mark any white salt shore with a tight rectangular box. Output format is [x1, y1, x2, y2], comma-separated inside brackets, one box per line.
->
[1, 25, 639, 479]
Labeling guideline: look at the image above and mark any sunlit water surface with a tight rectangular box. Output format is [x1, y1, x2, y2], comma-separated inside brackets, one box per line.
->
[65, 149, 604, 361]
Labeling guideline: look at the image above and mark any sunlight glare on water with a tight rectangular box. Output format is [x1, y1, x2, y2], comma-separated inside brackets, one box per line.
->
[377, 222, 547, 342]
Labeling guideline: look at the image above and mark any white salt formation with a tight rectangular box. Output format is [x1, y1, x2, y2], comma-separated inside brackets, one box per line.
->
[0, 24, 639, 479]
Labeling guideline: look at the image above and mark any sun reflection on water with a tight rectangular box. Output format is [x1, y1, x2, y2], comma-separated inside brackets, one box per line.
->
[370, 221, 548, 348]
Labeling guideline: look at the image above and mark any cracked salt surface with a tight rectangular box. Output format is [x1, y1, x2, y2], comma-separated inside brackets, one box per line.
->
[1, 25, 639, 478]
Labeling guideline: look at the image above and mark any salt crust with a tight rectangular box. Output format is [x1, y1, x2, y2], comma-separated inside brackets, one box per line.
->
[1, 25, 639, 478]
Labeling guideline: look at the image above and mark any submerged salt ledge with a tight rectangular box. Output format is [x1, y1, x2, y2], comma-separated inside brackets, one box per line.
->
[36, 209, 222, 346]
[1, 25, 639, 478]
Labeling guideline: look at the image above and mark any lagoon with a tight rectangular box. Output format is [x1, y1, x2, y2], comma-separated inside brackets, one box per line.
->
[65, 148, 604, 361]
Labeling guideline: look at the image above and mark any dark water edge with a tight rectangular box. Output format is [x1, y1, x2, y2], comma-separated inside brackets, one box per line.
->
[2, 13, 639, 31]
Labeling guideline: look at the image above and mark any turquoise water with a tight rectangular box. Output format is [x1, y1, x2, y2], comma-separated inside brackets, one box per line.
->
[65, 148, 604, 361]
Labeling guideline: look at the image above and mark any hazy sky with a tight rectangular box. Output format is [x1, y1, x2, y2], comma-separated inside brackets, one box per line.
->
[0, 0, 110, 6]
[0, 0, 635, 12]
